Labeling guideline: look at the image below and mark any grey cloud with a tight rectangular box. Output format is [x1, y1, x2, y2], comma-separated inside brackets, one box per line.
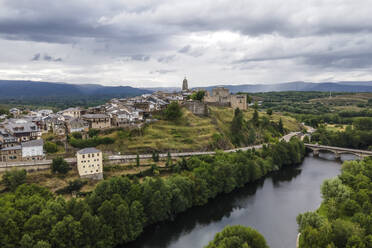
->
[150, 69, 176, 74]
[31, 53, 62, 62]
[157, 55, 176, 63]
[31, 53, 41, 61]
[122, 54, 150, 62]
[178, 45, 204, 57]
[178, 45, 191, 53]
[303, 52, 372, 69]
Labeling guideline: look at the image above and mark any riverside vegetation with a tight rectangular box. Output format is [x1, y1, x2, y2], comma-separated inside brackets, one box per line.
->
[297, 158, 372, 247]
[205, 225, 268, 248]
[0, 138, 304, 248]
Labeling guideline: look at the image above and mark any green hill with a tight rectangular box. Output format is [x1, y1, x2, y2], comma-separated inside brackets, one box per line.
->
[96, 106, 302, 154]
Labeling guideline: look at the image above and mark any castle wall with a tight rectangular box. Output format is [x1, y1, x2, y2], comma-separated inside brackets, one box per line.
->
[230, 95, 247, 110]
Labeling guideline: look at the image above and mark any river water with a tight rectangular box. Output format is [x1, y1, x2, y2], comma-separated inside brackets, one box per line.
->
[126, 153, 356, 248]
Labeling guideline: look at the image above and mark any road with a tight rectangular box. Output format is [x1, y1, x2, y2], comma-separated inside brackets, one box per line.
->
[0, 132, 301, 169]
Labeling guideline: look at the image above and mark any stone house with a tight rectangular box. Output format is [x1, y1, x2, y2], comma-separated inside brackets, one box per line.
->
[0, 129, 18, 149]
[0, 145, 22, 162]
[66, 118, 89, 133]
[60, 107, 81, 119]
[82, 114, 111, 129]
[9, 108, 21, 118]
[52, 120, 66, 136]
[4, 119, 40, 142]
[76, 147, 103, 180]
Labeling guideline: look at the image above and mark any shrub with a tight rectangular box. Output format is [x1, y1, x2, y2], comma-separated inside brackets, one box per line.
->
[51, 157, 70, 174]
[163, 102, 182, 120]
[44, 141, 58, 153]
[2, 169, 27, 191]
[205, 225, 268, 248]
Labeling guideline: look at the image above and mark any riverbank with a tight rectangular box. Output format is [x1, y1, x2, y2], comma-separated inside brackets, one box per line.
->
[126, 153, 344, 248]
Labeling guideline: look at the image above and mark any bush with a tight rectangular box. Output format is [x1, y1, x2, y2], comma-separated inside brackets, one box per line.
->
[56, 179, 87, 194]
[69, 136, 114, 148]
[44, 141, 58, 153]
[205, 225, 268, 248]
[2, 169, 27, 191]
[71, 132, 82, 139]
[163, 102, 182, 120]
[51, 157, 70, 174]
[88, 129, 100, 137]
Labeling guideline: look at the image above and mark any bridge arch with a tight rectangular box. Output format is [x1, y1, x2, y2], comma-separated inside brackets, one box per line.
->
[305, 144, 370, 159]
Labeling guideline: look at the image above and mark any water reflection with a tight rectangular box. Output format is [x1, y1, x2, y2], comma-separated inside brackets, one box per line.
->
[125, 155, 343, 248]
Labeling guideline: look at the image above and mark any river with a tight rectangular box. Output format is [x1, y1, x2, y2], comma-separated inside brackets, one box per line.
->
[126, 153, 356, 248]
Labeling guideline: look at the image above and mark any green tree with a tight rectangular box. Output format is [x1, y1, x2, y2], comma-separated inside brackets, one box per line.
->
[136, 153, 140, 167]
[51, 157, 70, 174]
[164, 102, 182, 121]
[205, 225, 268, 248]
[2, 169, 27, 191]
[248, 128, 256, 144]
[252, 109, 259, 127]
[88, 128, 100, 137]
[231, 108, 244, 145]
[353, 117, 372, 131]
[191, 90, 206, 101]
[33, 241, 51, 248]
[43, 141, 58, 153]
[278, 118, 284, 134]
[166, 152, 172, 167]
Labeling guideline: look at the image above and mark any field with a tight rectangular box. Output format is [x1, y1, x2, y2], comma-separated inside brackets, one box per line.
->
[310, 93, 372, 108]
[324, 124, 349, 132]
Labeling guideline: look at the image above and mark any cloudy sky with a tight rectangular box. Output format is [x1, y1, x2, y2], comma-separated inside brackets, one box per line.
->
[1, 0, 372, 87]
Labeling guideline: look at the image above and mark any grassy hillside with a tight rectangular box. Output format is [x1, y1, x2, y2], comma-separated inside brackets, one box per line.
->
[97, 106, 302, 154]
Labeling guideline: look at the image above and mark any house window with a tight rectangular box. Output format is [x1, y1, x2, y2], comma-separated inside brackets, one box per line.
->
[82, 155, 85, 159]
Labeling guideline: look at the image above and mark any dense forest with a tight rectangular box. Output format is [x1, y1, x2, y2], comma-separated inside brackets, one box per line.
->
[297, 158, 372, 247]
[0, 139, 304, 248]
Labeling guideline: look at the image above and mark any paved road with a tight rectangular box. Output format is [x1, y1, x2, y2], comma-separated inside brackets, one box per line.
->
[0, 132, 301, 168]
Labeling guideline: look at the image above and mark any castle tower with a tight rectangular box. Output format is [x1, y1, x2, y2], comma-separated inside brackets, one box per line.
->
[182, 77, 188, 91]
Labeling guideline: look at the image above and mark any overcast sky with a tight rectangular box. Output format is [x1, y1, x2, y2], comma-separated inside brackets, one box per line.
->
[1, 0, 372, 87]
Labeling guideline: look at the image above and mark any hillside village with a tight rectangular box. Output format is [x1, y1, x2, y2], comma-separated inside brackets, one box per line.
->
[0, 78, 259, 179]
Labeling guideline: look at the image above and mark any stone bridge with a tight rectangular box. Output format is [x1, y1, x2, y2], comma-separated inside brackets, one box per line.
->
[305, 143, 372, 159]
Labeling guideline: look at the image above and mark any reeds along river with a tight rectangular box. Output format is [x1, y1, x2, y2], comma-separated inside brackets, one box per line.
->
[125, 153, 357, 248]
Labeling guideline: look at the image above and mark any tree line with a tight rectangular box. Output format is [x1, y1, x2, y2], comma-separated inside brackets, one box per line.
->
[310, 117, 372, 150]
[0, 139, 305, 248]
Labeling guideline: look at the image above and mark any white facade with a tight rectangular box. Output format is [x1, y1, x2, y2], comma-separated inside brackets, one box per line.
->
[22, 145, 44, 158]
[76, 148, 103, 179]
[21, 139, 44, 159]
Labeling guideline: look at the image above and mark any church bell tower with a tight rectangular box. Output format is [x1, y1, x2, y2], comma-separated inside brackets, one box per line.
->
[182, 76, 188, 91]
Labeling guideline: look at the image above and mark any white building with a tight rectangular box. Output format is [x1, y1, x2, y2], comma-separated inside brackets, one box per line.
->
[76, 147, 103, 180]
[21, 139, 44, 160]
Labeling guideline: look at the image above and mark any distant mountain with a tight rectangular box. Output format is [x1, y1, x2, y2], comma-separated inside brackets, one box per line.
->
[0, 80, 152, 99]
[195, 81, 372, 93]
[144, 87, 181, 93]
